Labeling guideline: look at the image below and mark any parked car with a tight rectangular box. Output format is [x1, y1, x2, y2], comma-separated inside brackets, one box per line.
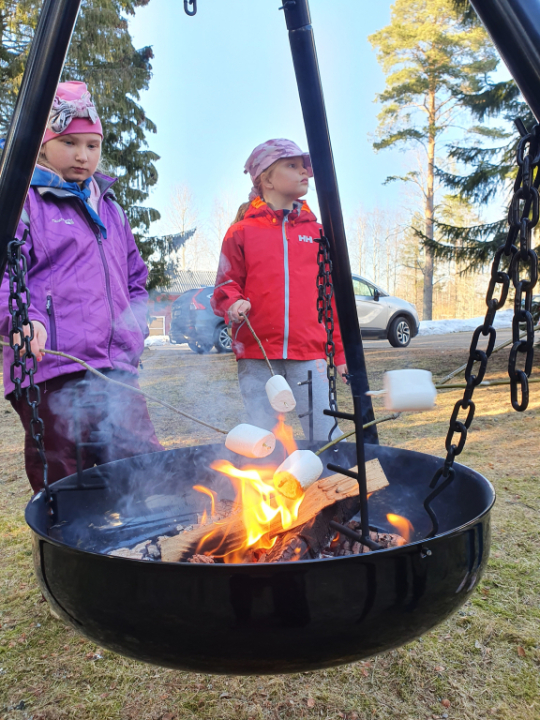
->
[352, 275, 420, 348]
[169, 287, 232, 353]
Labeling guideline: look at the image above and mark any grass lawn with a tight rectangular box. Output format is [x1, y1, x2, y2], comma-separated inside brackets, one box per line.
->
[0, 339, 539, 720]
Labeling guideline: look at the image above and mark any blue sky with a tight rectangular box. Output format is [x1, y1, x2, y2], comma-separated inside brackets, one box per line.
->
[128, 0, 511, 239]
[129, 0, 404, 234]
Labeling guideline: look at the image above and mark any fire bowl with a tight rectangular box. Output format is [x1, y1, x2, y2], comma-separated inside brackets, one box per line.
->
[26, 442, 494, 675]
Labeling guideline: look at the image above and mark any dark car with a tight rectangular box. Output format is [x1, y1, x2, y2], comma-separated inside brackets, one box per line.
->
[169, 286, 232, 353]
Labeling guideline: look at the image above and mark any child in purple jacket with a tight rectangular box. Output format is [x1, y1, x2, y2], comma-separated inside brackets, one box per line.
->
[0, 81, 162, 493]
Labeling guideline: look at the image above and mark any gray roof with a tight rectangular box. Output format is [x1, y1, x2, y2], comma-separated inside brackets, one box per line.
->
[155, 270, 217, 295]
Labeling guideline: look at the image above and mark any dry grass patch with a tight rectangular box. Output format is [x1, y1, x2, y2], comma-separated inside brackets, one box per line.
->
[1, 340, 539, 720]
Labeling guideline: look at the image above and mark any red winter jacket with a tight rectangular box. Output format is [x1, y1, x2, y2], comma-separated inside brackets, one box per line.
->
[211, 197, 345, 365]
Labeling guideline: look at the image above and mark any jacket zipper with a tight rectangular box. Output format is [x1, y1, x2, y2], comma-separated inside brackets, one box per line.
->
[282, 214, 290, 359]
[46, 295, 58, 351]
[96, 232, 115, 362]
[80, 193, 116, 363]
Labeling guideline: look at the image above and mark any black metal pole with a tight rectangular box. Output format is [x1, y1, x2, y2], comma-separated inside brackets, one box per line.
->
[0, 0, 82, 282]
[282, 0, 378, 547]
[281, 0, 377, 441]
[468, 0, 540, 122]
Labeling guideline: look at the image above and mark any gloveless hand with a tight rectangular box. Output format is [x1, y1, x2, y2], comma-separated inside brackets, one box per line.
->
[336, 363, 348, 384]
[13, 320, 47, 362]
[228, 299, 252, 323]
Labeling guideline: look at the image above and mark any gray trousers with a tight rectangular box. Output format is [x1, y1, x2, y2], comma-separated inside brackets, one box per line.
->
[237, 358, 343, 441]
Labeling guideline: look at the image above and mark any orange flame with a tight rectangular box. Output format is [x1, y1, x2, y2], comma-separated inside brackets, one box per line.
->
[273, 414, 298, 456]
[193, 458, 304, 563]
[386, 513, 414, 543]
[193, 485, 217, 517]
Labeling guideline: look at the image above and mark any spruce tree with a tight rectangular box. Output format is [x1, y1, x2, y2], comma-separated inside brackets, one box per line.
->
[369, 0, 497, 319]
[0, 0, 168, 288]
[425, 0, 536, 270]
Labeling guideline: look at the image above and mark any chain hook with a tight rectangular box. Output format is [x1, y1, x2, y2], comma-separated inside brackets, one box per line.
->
[184, 0, 197, 16]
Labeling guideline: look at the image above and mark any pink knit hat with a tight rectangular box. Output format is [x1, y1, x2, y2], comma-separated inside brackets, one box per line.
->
[244, 138, 313, 200]
[42, 81, 102, 144]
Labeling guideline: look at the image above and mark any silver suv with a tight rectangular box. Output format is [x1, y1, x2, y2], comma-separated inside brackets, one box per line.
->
[352, 275, 420, 348]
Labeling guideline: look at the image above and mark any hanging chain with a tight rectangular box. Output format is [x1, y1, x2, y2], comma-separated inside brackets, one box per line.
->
[316, 231, 339, 441]
[7, 234, 50, 503]
[424, 119, 539, 536]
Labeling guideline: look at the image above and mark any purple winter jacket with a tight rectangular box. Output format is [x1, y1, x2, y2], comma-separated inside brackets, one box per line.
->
[0, 172, 149, 397]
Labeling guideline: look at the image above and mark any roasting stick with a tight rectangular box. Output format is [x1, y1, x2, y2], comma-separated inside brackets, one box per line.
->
[436, 376, 540, 390]
[0, 342, 399, 443]
[239, 312, 274, 376]
[437, 325, 540, 386]
[0, 341, 228, 434]
[314, 413, 401, 455]
[238, 312, 297, 413]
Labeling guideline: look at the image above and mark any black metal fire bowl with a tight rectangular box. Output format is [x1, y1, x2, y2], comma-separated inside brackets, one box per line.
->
[26, 442, 494, 675]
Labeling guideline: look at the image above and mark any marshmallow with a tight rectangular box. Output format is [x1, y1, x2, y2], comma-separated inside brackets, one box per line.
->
[383, 369, 437, 413]
[265, 375, 296, 413]
[273, 450, 323, 499]
[225, 424, 276, 459]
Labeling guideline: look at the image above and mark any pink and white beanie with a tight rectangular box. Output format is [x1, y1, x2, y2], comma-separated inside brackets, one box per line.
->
[43, 81, 102, 144]
[244, 138, 313, 200]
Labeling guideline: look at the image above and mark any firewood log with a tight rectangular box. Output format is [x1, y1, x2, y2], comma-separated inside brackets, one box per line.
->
[159, 459, 389, 563]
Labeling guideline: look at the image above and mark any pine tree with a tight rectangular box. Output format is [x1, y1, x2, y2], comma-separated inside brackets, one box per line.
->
[369, 0, 497, 319]
[0, 0, 169, 288]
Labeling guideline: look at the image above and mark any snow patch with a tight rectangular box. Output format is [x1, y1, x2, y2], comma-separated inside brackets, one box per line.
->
[418, 309, 513, 336]
[145, 335, 170, 346]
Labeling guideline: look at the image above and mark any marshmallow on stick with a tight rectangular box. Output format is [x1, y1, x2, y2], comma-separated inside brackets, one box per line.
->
[225, 424, 276, 459]
[273, 449, 323, 499]
[383, 369, 437, 413]
[266, 375, 297, 413]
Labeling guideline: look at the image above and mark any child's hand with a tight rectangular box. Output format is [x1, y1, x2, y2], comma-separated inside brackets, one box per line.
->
[13, 320, 48, 362]
[336, 363, 348, 384]
[228, 299, 251, 323]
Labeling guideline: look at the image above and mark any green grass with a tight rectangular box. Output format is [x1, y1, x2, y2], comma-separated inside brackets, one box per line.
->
[1, 343, 539, 720]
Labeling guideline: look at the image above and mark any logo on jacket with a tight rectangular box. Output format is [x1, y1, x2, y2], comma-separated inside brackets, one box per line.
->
[52, 217, 75, 225]
[299, 235, 313, 243]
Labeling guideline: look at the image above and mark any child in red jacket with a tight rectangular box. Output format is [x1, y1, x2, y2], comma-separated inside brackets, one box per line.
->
[211, 139, 346, 440]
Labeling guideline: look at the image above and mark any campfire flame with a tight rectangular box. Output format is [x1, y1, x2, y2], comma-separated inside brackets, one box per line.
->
[193, 485, 217, 525]
[386, 513, 414, 543]
[273, 414, 298, 456]
[189, 414, 414, 563]
[198, 459, 304, 562]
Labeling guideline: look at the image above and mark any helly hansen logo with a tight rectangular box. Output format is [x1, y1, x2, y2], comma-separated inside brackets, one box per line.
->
[52, 217, 75, 225]
[299, 235, 313, 243]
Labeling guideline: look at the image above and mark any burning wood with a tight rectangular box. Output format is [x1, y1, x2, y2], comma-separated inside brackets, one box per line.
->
[158, 459, 389, 563]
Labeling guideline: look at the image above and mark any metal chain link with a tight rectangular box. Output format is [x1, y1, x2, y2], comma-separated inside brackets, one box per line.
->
[316, 230, 339, 441]
[424, 119, 539, 536]
[7, 234, 50, 503]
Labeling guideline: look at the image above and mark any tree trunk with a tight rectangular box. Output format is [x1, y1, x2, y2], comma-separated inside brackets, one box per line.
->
[423, 88, 436, 321]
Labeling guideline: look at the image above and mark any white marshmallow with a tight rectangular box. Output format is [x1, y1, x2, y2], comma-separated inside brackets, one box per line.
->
[383, 369, 437, 413]
[265, 375, 297, 413]
[273, 449, 323, 499]
[225, 424, 276, 459]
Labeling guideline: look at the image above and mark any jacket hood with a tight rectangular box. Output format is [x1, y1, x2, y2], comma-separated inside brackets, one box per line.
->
[243, 196, 317, 224]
